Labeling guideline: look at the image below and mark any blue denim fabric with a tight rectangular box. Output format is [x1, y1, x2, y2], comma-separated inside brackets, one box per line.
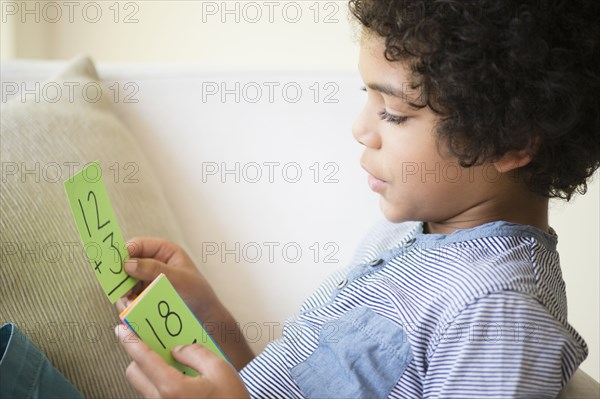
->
[0, 323, 83, 399]
[290, 307, 413, 399]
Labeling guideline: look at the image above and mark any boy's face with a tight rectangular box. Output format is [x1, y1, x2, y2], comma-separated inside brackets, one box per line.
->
[353, 35, 500, 231]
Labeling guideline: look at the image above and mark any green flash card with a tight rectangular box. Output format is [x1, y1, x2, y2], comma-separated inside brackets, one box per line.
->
[64, 161, 137, 303]
[119, 273, 228, 376]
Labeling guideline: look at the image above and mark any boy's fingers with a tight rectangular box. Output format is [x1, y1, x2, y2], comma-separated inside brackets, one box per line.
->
[124, 258, 171, 282]
[115, 298, 129, 313]
[171, 344, 226, 378]
[125, 281, 144, 300]
[115, 325, 181, 384]
[125, 361, 160, 398]
[125, 237, 180, 264]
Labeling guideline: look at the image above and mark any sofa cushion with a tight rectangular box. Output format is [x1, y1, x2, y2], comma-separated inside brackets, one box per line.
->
[0, 54, 185, 398]
[557, 369, 600, 398]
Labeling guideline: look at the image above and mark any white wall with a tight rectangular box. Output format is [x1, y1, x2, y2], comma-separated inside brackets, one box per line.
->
[1, 1, 358, 70]
[2, 0, 598, 381]
[0, 3, 16, 59]
[550, 179, 600, 381]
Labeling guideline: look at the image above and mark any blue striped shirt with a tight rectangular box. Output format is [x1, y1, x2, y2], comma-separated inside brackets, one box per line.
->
[240, 220, 588, 398]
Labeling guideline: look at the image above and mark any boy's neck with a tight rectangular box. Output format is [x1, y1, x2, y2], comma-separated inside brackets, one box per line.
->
[425, 186, 550, 235]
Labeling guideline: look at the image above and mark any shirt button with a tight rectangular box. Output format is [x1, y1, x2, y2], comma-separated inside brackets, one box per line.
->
[336, 278, 348, 289]
[403, 237, 416, 248]
[368, 258, 384, 267]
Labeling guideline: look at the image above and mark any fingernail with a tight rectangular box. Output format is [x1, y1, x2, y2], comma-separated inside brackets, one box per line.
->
[124, 259, 137, 272]
[173, 345, 184, 352]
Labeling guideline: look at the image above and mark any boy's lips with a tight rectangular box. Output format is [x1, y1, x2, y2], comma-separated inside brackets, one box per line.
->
[367, 173, 387, 192]
[361, 164, 387, 192]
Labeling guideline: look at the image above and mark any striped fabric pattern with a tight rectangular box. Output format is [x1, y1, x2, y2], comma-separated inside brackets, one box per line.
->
[240, 219, 588, 398]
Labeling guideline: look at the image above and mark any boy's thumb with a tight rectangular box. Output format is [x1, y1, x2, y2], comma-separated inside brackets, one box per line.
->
[124, 258, 169, 281]
[172, 344, 222, 376]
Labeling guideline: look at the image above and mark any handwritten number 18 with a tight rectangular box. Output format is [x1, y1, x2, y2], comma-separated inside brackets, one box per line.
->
[158, 300, 182, 337]
[146, 300, 198, 348]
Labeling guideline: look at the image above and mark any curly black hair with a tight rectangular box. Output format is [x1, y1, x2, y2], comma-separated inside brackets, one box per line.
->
[349, 0, 600, 200]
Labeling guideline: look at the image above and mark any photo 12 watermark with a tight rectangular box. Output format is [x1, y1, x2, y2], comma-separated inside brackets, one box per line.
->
[398, 161, 520, 184]
[201, 241, 340, 264]
[1, 1, 140, 24]
[1, 161, 139, 184]
[199, 1, 342, 24]
[200, 81, 339, 104]
[200, 161, 340, 184]
[1, 239, 138, 266]
[1, 81, 139, 104]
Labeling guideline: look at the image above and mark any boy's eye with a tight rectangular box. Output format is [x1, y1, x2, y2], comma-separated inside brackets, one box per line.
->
[379, 109, 409, 125]
[360, 86, 410, 125]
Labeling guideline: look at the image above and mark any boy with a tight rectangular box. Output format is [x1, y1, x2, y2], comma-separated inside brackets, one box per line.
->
[115, 0, 599, 397]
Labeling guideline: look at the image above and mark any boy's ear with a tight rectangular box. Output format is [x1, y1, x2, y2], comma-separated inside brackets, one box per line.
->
[493, 136, 540, 173]
[493, 149, 532, 173]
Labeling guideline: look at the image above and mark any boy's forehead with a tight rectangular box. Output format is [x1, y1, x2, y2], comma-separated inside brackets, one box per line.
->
[359, 33, 388, 63]
[358, 35, 420, 102]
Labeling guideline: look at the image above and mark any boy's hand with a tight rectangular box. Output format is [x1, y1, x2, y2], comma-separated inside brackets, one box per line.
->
[117, 237, 256, 370]
[116, 325, 249, 399]
[117, 237, 219, 322]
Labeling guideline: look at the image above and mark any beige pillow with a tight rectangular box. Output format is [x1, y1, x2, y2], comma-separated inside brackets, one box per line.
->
[0, 54, 185, 398]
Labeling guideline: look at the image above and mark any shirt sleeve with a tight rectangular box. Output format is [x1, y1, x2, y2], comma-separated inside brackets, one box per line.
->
[423, 291, 587, 399]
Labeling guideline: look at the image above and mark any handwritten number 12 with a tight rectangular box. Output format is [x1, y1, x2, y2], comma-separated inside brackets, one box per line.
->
[78, 190, 122, 274]
[79, 191, 109, 237]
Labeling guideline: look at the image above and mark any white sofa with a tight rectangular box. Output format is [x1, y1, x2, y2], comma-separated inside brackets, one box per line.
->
[1, 57, 598, 398]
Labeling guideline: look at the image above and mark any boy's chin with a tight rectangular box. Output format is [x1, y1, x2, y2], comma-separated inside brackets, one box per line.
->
[379, 200, 416, 224]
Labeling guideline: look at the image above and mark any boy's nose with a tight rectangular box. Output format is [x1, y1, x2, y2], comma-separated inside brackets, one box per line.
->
[352, 109, 381, 149]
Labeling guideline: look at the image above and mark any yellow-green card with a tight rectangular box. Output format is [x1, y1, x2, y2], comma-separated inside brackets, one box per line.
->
[120, 273, 228, 376]
[64, 161, 137, 303]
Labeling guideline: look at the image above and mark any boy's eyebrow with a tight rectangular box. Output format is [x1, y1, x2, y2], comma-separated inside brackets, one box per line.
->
[366, 83, 408, 99]
[367, 82, 422, 110]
